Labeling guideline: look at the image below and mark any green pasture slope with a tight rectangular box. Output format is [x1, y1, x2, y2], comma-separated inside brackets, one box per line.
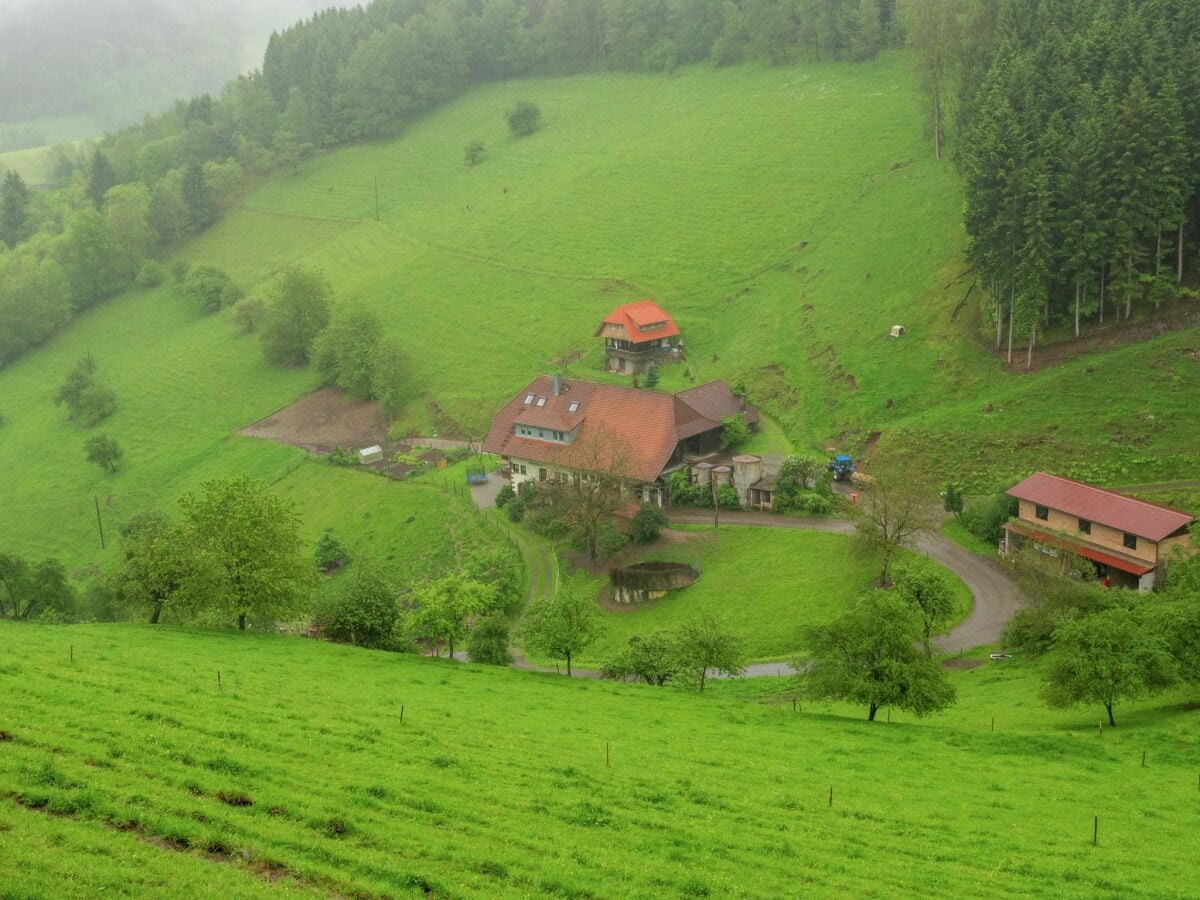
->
[3, 51, 1200, 569]
[2, 622, 1199, 896]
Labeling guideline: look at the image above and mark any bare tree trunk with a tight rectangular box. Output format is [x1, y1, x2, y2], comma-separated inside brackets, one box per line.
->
[238, 613, 246, 631]
[1178, 222, 1185, 283]
[1006, 281, 1014, 365]
[1099, 263, 1105, 323]
[150, 601, 162, 625]
[994, 281, 1002, 349]
[566, 651, 572, 676]
[1106, 702, 1115, 727]
[1074, 282, 1081, 338]
[1026, 320, 1036, 369]
[932, 81, 943, 162]
[868, 703, 878, 722]
[1155, 230, 1162, 279]
[1125, 253, 1133, 320]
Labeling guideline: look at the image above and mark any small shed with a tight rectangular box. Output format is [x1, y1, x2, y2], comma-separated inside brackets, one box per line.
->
[358, 445, 384, 464]
[890, 325, 906, 338]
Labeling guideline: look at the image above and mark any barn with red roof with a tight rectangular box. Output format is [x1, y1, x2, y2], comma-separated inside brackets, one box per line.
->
[595, 300, 682, 374]
[1002, 472, 1194, 591]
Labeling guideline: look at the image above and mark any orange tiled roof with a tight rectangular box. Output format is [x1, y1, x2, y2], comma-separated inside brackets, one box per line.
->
[1007, 473, 1193, 543]
[593, 300, 681, 344]
[484, 376, 755, 483]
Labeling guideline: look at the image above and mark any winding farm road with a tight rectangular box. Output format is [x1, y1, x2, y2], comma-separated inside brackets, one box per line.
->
[468, 474, 1025, 679]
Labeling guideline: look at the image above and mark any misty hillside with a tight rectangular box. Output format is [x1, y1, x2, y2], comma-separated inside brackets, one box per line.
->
[0, 0, 350, 144]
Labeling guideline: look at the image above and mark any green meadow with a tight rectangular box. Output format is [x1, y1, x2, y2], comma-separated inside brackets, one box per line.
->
[578, 527, 971, 666]
[3, 622, 1198, 897]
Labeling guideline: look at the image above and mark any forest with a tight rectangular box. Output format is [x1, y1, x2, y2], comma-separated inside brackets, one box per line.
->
[955, 0, 1200, 362]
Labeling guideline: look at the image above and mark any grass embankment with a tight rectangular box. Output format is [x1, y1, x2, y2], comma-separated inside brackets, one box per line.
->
[2, 623, 1198, 896]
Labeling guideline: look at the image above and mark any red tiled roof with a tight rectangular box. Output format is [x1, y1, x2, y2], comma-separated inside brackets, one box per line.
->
[483, 376, 754, 483]
[1003, 520, 1154, 576]
[1007, 473, 1193, 543]
[676, 382, 759, 427]
[594, 300, 681, 344]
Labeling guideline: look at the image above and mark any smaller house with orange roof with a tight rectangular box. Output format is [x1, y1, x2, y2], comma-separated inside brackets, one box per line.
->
[595, 300, 682, 374]
[1002, 472, 1194, 592]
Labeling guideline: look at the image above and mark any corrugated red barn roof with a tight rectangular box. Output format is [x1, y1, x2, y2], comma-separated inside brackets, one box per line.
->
[1007, 473, 1193, 542]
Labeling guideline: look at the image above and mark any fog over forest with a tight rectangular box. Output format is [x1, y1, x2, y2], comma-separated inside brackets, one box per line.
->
[0, 0, 353, 146]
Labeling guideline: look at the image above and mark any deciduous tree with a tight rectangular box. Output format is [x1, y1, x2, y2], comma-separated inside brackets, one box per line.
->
[892, 560, 955, 656]
[261, 265, 333, 366]
[1041, 605, 1176, 726]
[178, 476, 314, 630]
[799, 592, 956, 721]
[84, 434, 123, 473]
[109, 512, 214, 624]
[0, 170, 30, 247]
[520, 578, 600, 675]
[854, 460, 938, 584]
[673, 614, 746, 692]
[412, 573, 497, 659]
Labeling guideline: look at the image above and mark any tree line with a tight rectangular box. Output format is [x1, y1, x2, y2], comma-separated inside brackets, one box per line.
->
[941, 0, 1200, 361]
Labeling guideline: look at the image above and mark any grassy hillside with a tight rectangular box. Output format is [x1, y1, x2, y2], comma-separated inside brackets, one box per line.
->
[2, 622, 1198, 896]
[3, 52, 1199, 571]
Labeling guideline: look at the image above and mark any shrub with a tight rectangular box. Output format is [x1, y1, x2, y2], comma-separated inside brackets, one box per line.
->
[495, 484, 515, 508]
[666, 470, 700, 506]
[170, 259, 190, 283]
[630, 504, 668, 544]
[328, 447, 358, 466]
[181, 265, 243, 313]
[720, 415, 749, 448]
[315, 532, 348, 572]
[231, 296, 266, 334]
[467, 615, 512, 665]
[961, 489, 1017, 543]
[717, 484, 741, 511]
[464, 140, 486, 166]
[943, 482, 964, 517]
[314, 563, 397, 650]
[506, 101, 541, 138]
[136, 260, 166, 287]
[596, 523, 629, 559]
[76, 384, 116, 427]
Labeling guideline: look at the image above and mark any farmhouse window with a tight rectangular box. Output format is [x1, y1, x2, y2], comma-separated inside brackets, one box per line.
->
[1123, 532, 1137, 550]
[1035, 505, 1049, 521]
[1078, 519, 1091, 534]
[539, 468, 547, 481]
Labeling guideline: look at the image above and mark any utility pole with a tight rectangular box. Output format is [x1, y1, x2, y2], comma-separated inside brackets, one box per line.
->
[94, 495, 106, 549]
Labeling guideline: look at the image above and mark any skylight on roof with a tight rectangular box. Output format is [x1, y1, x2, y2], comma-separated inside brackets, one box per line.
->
[568, 401, 579, 412]
[536, 397, 546, 407]
[523, 394, 534, 405]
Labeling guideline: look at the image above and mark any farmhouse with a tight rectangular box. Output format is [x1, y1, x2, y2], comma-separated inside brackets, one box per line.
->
[595, 300, 682, 374]
[1002, 472, 1194, 592]
[483, 375, 757, 505]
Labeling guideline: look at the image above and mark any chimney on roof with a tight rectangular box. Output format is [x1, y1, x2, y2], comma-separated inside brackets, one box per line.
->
[552, 374, 562, 396]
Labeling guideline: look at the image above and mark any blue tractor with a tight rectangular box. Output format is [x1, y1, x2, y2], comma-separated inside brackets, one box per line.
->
[827, 454, 855, 482]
